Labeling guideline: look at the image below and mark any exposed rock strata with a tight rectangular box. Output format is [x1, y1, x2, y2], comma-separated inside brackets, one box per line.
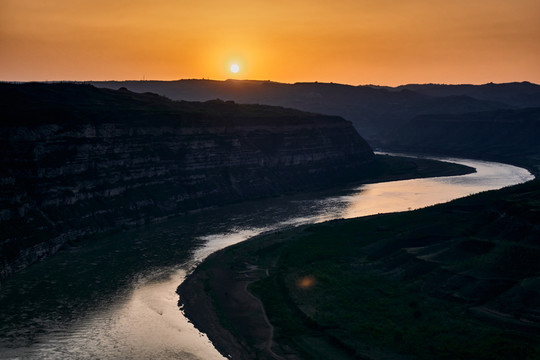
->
[0, 83, 374, 279]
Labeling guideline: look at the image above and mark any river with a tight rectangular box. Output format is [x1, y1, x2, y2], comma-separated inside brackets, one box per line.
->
[0, 155, 534, 360]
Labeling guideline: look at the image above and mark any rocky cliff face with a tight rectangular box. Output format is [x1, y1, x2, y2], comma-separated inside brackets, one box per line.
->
[0, 83, 374, 279]
[91, 80, 540, 157]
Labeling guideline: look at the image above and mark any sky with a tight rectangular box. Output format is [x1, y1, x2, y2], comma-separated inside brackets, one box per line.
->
[1, 0, 539, 85]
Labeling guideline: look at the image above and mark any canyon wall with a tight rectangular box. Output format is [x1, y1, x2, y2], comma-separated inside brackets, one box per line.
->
[0, 83, 374, 279]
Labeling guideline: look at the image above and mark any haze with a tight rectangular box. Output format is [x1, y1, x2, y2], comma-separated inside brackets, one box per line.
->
[1, 0, 539, 85]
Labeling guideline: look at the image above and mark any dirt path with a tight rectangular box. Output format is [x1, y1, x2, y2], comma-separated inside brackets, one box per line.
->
[243, 281, 284, 360]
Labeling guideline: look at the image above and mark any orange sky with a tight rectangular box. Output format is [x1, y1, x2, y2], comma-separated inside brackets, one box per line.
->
[1, 0, 539, 85]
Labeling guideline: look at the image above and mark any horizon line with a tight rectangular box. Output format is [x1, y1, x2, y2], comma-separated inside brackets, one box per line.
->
[1, 78, 538, 88]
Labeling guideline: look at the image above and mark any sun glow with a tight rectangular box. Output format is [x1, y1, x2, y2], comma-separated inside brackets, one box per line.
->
[1, 1, 539, 84]
[230, 64, 240, 74]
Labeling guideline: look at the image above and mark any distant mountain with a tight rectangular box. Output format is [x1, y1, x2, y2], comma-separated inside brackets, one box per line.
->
[91, 80, 511, 142]
[396, 82, 540, 108]
[91, 80, 540, 169]
[384, 107, 540, 166]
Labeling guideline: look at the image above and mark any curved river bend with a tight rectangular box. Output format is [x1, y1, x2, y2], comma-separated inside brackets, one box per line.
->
[0, 155, 534, 359]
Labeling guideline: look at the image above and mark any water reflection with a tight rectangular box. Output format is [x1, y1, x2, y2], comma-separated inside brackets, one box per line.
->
[23, 268, 218, 360]
[0, 156, 533, 359]
[340, 157, 533, 219]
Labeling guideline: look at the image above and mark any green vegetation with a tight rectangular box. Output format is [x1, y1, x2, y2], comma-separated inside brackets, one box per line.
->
[362, 153, 475, 181]
[244, 179, 540, 359]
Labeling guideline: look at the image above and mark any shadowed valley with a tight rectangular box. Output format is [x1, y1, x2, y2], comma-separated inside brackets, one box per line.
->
[1, 81, 538, 360]
[0, 83, 471, 280]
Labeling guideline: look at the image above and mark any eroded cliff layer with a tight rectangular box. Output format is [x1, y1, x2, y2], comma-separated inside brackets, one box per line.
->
[0, 83, 374, 278]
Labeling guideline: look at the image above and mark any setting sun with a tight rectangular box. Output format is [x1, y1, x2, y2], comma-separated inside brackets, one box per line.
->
[1, 0, 539, 84]
[230, 64, 240, 74]
[1, 0, 540, 358]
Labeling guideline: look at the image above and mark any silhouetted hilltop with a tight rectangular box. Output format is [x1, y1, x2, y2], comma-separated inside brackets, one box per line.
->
[91, 79, 539, 149]
[396, 82, 540, 108]
[385, 107, 540, 167]
[1, 82, 345, 127]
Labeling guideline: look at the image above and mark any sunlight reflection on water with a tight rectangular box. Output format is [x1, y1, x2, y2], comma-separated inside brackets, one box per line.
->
[0, 155, 533, 360]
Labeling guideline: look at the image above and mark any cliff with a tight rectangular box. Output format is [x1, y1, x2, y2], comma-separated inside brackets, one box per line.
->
[92, 79, 540, 141]
[91, 80, 540, 167]
[0, 83, 374, 279]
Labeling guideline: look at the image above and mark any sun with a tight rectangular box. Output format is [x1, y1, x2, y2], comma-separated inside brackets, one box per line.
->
[230, 64, 240, 74]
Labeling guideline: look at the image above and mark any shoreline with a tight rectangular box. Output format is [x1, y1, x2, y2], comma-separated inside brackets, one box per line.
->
[178, 235, 283, 359]
[176, 155, 485, 359]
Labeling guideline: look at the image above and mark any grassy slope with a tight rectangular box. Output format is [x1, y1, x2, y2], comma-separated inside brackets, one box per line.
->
[177, 155, 476, 359]
[244, 179, 540, 359]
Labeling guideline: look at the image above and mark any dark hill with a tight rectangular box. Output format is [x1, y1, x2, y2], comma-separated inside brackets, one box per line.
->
[396, 82, 540, 108]
[90, 79, 511, 142]
[0, 83, 375, 279]
[91, 80, 540, 172]
[384, 107, 540, 168]
[1, 82, 346, 127]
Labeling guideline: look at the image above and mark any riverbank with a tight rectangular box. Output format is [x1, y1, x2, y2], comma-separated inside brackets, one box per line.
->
[0, 153, 477, 359]
[179, 174, 540, 359]
[177, 156, 523, 359]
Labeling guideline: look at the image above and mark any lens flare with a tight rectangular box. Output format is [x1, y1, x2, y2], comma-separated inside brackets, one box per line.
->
[297, 275, 316, 289]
